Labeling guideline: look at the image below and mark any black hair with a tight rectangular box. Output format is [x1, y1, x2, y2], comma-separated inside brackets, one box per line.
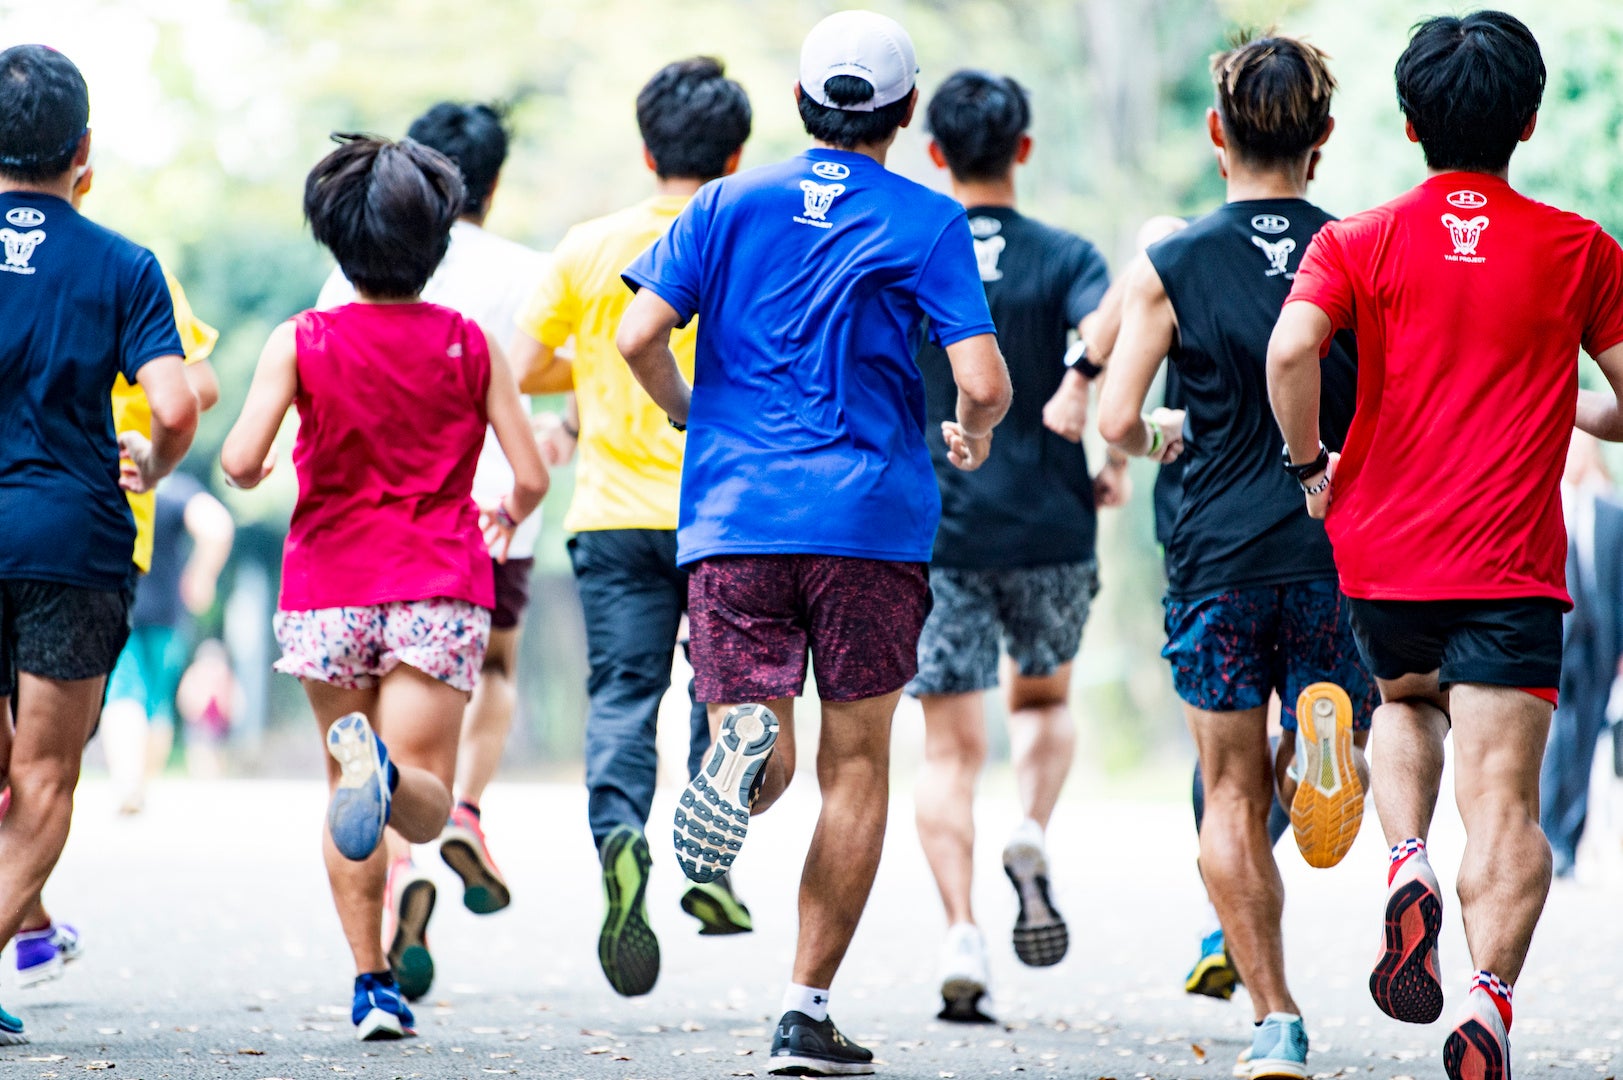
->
[798, 75, 911, 149]
[1395, 11, 1545, 172]
[636, 57, 752, 180]
[1210, 34, 1336, 166]
[304, 134, 464, 300]
[405, 102, 509, 219]
[926, 70, 1030, 181]
[0, 45, 89, 183]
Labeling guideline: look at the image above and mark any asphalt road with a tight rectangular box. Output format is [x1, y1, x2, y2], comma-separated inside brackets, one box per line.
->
[3, 763, 1621, 1079]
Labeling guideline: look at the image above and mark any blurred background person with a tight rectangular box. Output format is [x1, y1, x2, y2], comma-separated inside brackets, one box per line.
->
[175, 638, 241, 780]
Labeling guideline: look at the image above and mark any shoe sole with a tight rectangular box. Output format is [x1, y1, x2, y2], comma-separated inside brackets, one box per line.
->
[768, 1055, 875, 1076]
[1184, 952, 1239, 1000]
[326, 713, 389, 862]
[1444, 1017, 1508, 1080]
[440, 828, 512, 915]
[387, 877, 436, 1002]
[938, 976, 995, 1024]
[680, 884, 753, 935]
[16, 955, 63, 989]
[1290, 682, 1365, 868]
[1249, 1056, 1310, 1080]
[1232, 1052, 1253, 1079]
[599, 829, 660, 997]
[1003, 839, 1068, 967]
[674, 705, 778, 883]
[355, 1006, 412, 1041]
[1370, 876, 1444, 1024]
[0, 1029, 26, 1046]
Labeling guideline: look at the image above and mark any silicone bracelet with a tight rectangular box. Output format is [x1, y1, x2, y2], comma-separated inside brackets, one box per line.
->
[1144, 417, 1164, 458]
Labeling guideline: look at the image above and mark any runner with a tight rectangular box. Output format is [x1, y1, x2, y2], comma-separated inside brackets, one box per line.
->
[316, 100, 548, 1002]
[1268, 13, 1623, 1078]
[907, 69, 1116, 1022]
[1097, 34, 1375, 1079]
[0, 44, 198, 1044]
[508, 57, 754, 998]
[221, 134, 546, 1040]
[617, 13, 1011, 1074]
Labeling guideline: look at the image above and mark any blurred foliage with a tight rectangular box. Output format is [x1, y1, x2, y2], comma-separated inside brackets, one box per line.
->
[8, 0, 1623, 770]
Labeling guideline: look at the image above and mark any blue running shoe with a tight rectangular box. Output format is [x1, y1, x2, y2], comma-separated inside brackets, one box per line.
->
[0, 1000, 25, 1045]
[326, 713, 392, 861]
[1246, 1012, 1308, 1080]
[1185, 928, 1240, 1000]
[352, 972, 414, 1041]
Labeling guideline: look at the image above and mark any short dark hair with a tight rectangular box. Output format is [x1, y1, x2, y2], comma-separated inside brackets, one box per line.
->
[1395, 11, 1545, 173]
[0, 45, 89, 183]
[636, 57, 752, 180]
[406, 102, 509, 219]
[798, 75, 911, 150]
[304, 134, 464, 301]
[1210, 33, 1336, 165]
[926, 70, 1030, 182]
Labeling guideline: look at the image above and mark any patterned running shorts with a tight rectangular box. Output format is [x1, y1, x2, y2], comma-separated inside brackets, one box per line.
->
[274, 598, 491, 693]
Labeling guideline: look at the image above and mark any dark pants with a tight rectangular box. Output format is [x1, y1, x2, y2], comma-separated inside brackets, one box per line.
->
[1540, 652, 1611, 874]
[569, 529, 709, 854]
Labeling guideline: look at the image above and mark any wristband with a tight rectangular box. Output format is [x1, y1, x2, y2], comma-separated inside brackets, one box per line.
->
[1304, 472, 1331, 497]
[668, 416, 687, 433]
[494, 500, 518, 530]
[1281, 441, 1330, 483]
[1144, 416, 1164, 458]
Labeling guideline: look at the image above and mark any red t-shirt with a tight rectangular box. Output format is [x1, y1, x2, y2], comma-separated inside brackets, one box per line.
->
[1287, 173, 1623, 605]
[280, 302, 494, 612]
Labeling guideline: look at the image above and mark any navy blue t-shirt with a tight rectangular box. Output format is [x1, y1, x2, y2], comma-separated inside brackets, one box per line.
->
[0, 192, 182, 590]
[625, 149, 996, 566]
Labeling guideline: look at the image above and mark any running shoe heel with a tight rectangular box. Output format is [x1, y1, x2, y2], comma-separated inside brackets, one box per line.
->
[674, 704, 778, 883]
[1369, 860, 1445, 1024]
[326, 713, 392, 862]
[439, 807, 512, 915]
[1290, 682, 1365, 869]
[599, 826, 660, 997]
[14, 927, 63, 989]
[1002, 833, 1068, 967]
[1443, 990, 1511, 1080]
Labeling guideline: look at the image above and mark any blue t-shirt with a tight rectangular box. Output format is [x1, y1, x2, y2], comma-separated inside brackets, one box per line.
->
[624, 149, 996, 566]
[0, 192, 182, 590]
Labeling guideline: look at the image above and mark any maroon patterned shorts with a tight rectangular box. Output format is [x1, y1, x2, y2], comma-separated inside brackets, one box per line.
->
[687, 555, 931, 704]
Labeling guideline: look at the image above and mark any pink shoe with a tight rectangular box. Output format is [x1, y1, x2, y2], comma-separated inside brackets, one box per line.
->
[439, 805, 511, 914]
[383, 858, 435, 1002]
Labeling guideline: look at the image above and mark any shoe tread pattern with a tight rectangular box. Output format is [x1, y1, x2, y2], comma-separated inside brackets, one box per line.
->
[1444, 1018, 1508, 1080]
[1369, 878, 1444, 1024]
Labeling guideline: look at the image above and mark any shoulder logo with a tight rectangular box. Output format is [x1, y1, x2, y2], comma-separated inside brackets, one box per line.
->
[1251, 234, 1296, 277]
[0, 227, 46, 274]
[5, 207, 45, 228]
[1447, 190, 1488, 210]
[1251, 214, 1290, 235]
[1441, 213, 1489, 261]
[795, 179, 845, 229]
[811, 161, 850, 181]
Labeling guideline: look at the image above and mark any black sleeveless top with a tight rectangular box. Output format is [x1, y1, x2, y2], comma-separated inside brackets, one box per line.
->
[1146, 198, 1357, 600]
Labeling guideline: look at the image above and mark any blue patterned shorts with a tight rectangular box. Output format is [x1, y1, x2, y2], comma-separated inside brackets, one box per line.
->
[1162, 578, 1376, 731]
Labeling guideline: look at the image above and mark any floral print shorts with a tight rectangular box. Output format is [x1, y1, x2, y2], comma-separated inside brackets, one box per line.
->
[273, 599, 491, 693]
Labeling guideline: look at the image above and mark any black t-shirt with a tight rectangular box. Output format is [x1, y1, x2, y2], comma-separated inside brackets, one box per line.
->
[130, 472, 203, 628]
[1147, 199, 1357, 600]
[918, 207, 1110, 568]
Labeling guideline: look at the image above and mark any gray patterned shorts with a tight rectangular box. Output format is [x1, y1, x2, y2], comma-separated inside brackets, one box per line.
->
[907, 560, 1099, 696]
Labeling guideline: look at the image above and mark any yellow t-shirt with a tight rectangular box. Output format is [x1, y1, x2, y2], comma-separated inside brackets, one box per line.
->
[112, 272, 218, 572]
[517, 195, 695, 532]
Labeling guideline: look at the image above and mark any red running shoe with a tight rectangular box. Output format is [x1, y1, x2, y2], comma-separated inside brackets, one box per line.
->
[439, 805, 511, 914]
[1370, 851, 1444, 1023]
[1444, 987, 1511, 1080]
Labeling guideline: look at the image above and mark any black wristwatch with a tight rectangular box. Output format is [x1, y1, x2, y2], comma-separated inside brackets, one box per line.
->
[668, 416, 687, 433]
[1281, 441, 1330, 487]
[1063, 339, 1104, 380]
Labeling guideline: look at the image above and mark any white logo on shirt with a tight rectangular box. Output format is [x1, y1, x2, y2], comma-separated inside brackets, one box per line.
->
[795, 180, 846, 229]
[968, 216, 1005, 281]
[5, 207, 45, 228]
[1251, 214, 1290, 234]
[1441, 213, 1489, 261]
[811, 161, 850, 181]
[1252, 234, 1296, 276]
[1447, 190, 1488, 210]
[0, 227, 45, 274]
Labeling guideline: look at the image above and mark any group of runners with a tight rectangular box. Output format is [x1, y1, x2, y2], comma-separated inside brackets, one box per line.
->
[1, 7, 1619, 1080]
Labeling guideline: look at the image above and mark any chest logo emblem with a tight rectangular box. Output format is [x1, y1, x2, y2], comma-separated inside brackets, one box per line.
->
[5, 207, 45, 228]
[1441, 213, 1489, 260]
[1251, 234, 1296, 276]
[0, 227, 46, 274]
[811, 161, 850, 181]
[1251, 214, 1290, 234]
[795, 180, 846, 229]
[1447, 190, 1488, 210]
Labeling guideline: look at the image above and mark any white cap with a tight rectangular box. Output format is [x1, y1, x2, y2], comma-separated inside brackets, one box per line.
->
[798, 10, 918, 112]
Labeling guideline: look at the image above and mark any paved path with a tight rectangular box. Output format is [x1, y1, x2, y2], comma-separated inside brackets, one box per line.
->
[3, 770, 1620, 1079]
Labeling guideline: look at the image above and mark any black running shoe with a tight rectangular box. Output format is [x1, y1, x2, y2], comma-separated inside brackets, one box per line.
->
[768, 1011, 874, 1076]
[1003, 831, 1068, 967]
[598, 826, 660, 997]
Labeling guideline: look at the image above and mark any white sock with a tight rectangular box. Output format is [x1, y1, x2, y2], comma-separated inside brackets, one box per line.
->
[1011, 817, 1045, 848]
[1200, 900, 1222, 939]
[781, 983, 830, 1023]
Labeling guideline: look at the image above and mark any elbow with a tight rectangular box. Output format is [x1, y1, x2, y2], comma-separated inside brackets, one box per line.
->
[218, 446, 256, 490]
[1097, 406, 1137, 447]
[965, 369, 1013, 417]
[153, 392, 200, 442]
[614, 325, 649, 370]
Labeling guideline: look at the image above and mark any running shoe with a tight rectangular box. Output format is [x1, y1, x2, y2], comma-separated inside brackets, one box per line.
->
[1289, 683, 1366, 868]
[1443, 988, 1511, 1080]
[384, 858, 436, 1002]
[680, 873, 753, 935]
[598, 825, 659, 997]
[1002, 823, 1068, 966]
[15, 922, 79, 988]
[1370, 850, 1444, 1024]
[1246, 1012, 1309, 1079]
[674, 703, 778, 883]
[768, 1010, 874, 1076]
[1185, 928, 1240, 1001]
[351, 972, 414, 1041]
[0, 1000, 23, 1045]
[325, 712, 392, 861]
[936, 923, 994, 1023]
[439, 804, 511, 914]
[1232, 1046, 1253, 1079]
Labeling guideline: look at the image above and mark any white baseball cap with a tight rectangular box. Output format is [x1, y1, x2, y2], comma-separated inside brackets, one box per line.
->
[798, 10, 919, 112]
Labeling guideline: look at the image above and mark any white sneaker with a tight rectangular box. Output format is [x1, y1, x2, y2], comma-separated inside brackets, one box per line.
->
[936, 923, 992, 1022]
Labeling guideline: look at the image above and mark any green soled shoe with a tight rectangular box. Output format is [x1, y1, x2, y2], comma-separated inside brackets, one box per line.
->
[680, 873, 753, 935]
[599, 826, 660, 996]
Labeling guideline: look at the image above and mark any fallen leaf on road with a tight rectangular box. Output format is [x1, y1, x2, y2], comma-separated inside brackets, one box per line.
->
[1192, 1044, 1206, 1063]
[27, 1056, 67, 1062]
[238, 1049, 265, 1056]
[584, 1046, 611, 1055]
[84, 1064, 115, 1071]
[612, 1055, 631, 1061]
[681, 1020, 705, 1032]
[580, 1028, 613, 1038]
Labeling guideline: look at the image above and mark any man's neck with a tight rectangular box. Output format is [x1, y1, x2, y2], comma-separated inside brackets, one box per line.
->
[0, 175, 74, 201]
[950, 173, 1016, 210]
[655, 176, 707, 198]
[1224, 157, 1310, 203]
[457, 211, 485, 228]
[1426, 166, 1511, 182]
[812, 140, 892, 167]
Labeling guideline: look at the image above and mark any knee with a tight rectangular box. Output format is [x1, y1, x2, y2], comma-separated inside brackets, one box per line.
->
[926, 726, 987, 775]
[9, 763, 79, 814]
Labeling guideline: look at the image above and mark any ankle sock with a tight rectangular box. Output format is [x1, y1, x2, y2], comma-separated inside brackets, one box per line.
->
[1470, 970, 1513, 1030]
[457, 799, 481, 819]
[1387, 837, 1426, 885]
[782, 983, 830, 1023]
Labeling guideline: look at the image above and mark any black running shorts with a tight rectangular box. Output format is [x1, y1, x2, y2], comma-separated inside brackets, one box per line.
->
[1345, 597, 1563, 692]
[0, 579, 133, 698]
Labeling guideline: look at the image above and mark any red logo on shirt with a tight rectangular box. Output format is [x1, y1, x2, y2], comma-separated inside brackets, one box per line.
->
[1447, 190, 1488, 210]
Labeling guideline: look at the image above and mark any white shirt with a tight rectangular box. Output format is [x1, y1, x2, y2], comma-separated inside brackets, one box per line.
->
[317, 221, 549, 558]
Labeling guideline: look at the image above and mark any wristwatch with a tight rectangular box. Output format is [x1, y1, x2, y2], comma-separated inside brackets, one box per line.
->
[1281, 441, 1330, 488]
[668, 416, 687, 433]
[1063, 339, 1104, 380]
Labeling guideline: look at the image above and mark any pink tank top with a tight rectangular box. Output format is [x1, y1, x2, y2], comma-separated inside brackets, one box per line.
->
[279, 302, 495, 612]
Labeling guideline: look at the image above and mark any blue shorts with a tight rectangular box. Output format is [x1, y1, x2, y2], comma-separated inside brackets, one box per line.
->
[106, 625, 185, 726]
[1162, 578, 1376, 731]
